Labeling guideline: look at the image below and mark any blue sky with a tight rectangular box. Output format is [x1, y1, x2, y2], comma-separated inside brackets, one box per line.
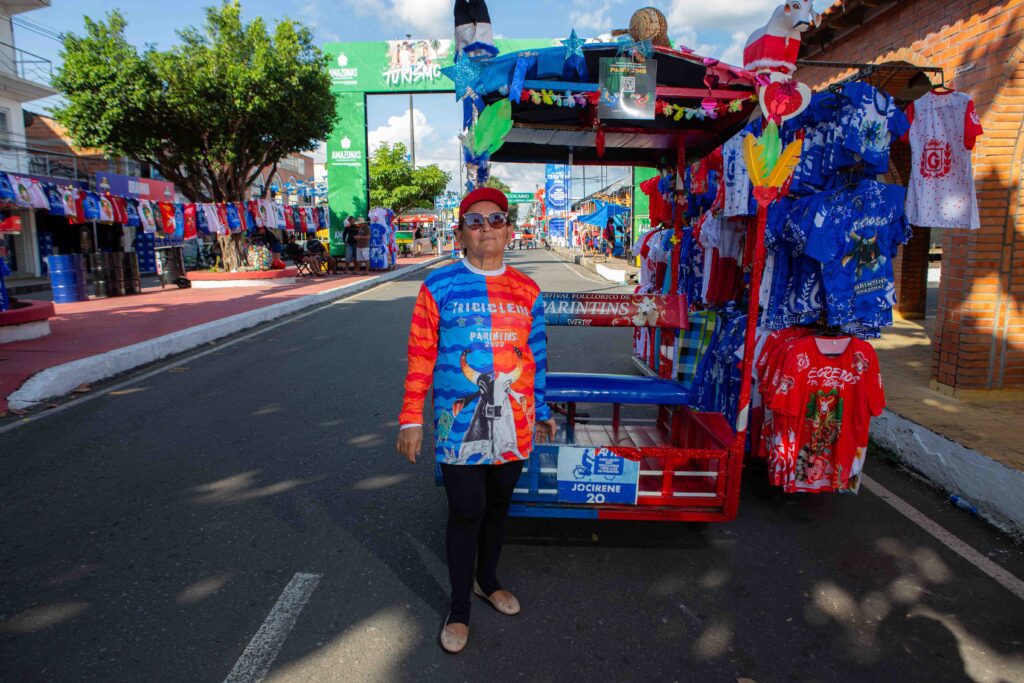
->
[18, 0, 792, 194]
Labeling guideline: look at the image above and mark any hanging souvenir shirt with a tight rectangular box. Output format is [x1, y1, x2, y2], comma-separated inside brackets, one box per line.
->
[722, 127, 753, 217]
[802, 181, 909, 329]
[282, 204, 294, 231]
[216, 204, 230, 233]
[173, 203, 185, 239]
[111, 195, 129, 224]
[138, 199, 158, 233]
[200, 204, 219, 234]
[0, 172, 16, 204]
[398, 261, 551, 465]
[82, 192, 102, 222]
[903, 91, 984, 229]
[234, 202, 249, 232]
[42, 183, 64, 216]
[195, 202, 210, 235]
[125, 198, 141, 228]
[764, 336, 885, 493]
[839, 82, 910, 175]
[61, 187, 80, 223]
[369, 222, 388, 269]
[297, 206, 309, 233]
[789, 92, 839, 195]
[183, 203, 198, 240]
[640, 175, 668, 227]
[225, 202, 242, 232]
[303, 207, 315, 232]
[273, 202, 286, 229]
[157, 202, 176, 234]
[9, 175, 34, 208]
[248, 200, 263, 228]
[98, 194, 115, 223]
[315, 207, 327, 230]
[257, 199, 274, 229]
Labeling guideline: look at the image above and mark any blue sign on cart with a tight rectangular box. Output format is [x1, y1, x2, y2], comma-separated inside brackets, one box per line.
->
[556, 446, 639, 505]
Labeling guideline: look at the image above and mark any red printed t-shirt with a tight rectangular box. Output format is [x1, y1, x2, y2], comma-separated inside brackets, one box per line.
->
[764, 336, 885, 492]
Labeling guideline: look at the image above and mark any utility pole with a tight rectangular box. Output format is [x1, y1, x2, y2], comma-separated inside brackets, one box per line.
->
[407, 34, 416, 168]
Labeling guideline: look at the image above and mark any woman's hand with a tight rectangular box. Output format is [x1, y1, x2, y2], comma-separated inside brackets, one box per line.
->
[535, 418, 558, 444]
[396, 427, 423, 464]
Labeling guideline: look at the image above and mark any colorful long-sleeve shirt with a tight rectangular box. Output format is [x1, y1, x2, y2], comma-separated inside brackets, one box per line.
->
[399, 261, 552, 465]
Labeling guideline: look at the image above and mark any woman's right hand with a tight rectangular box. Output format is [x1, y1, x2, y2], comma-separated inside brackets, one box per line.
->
[396, 427, 423, 464]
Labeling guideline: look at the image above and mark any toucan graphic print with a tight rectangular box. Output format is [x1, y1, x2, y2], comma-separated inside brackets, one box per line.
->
[455, 346, 525, 462]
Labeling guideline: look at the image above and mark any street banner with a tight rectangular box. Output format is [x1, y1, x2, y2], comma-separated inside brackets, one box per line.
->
[544, 164, 570, 215]
[506, 192, 534, 204]
[542, 292, 688, 328]
[326, 92, 368, 255]
[323, 39, 554, 94]
[556, 446, 640, 505]
[598, 58, 657, 120]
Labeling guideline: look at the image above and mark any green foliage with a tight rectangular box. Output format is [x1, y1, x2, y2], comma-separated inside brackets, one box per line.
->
[368, 142, 451, 214]
[52, 1, 336, 202]
[483, 176, 518, 224]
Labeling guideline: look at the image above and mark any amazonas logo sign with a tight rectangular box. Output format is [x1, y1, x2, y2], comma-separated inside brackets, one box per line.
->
[331, 136, 362, 166]
[330, 52, 359, 85]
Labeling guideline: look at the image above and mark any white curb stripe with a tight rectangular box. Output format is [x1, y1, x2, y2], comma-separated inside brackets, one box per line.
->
[863, 475, 1024, 602]
[223, 572, 322, 683]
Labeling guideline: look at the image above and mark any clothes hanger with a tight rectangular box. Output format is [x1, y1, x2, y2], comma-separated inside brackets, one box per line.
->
[931, 71, 954, 94]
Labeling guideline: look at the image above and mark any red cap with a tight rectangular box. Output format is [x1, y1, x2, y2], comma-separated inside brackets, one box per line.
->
[459, 187, 508, 216]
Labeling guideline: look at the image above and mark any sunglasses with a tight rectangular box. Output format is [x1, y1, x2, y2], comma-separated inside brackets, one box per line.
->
[462, 211, 509, 230]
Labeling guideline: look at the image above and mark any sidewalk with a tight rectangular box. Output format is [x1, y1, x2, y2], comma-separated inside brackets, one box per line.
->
[549, 245, 639, 284]
[0, 255, 445, 413]
[871, 316, 1024, 535]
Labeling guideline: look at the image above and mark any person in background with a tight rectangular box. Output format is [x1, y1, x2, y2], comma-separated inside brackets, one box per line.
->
[603, 219, 615, 258]
[354, 217, 372, 274]
[397, 187, 557, 655]
[256, 225, 284, 261]
[283, 235, 324, 277]
[343, 216, 359, 273]
[306, 237, 336, 274]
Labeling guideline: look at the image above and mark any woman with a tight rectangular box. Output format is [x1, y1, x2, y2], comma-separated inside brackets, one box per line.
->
[396, 187, 557, 654]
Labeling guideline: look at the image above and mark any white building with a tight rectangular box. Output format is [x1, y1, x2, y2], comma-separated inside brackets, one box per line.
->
[0, 0, 57, 278]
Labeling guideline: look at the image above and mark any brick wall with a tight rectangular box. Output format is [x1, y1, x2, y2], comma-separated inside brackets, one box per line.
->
[797, 0, 1024, 397]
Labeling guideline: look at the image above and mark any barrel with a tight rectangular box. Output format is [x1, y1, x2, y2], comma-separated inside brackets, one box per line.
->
[90, 252, 126, 298]
[123, 252, 142, 295]
[47, 254, 89, 304]
[155, 246, 186, 287]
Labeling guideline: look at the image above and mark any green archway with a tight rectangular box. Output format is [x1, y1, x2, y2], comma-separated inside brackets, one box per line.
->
[322, 38, 552, 254]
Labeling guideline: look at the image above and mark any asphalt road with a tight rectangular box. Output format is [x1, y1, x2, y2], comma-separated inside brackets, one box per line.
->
[2, 249, 1023, 682]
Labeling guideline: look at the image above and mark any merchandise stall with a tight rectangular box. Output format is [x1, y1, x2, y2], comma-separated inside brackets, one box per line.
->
[440, 3, 967, 522]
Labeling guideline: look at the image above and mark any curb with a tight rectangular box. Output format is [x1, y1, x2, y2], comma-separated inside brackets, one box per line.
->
[7, 256, 449, 410]
[871, 408, 1024, 537]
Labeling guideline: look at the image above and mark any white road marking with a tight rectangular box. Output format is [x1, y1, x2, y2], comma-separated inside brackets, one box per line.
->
[0, 262, 442, 434]
[541, 248, 611, 284]
[863, 475, 1024, 602]
[223, 572, 322, 683]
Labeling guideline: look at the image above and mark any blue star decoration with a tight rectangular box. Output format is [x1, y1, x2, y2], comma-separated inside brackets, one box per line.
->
[441, 51, 482, 101]
[561, 29, 585, 61]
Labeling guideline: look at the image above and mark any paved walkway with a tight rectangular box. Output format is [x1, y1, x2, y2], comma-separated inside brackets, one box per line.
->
[0, 256, 439, 413]
[875, 316, 1024, 473]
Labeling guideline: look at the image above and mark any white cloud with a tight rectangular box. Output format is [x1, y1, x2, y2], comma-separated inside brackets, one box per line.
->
[341, 0, 453, 38]
[489, 163, 546, 193]
[665, 0, 780, 32]
[368, 109, 436, 151]
[569, 0, 624, 35]
[719, 30, 749, 66]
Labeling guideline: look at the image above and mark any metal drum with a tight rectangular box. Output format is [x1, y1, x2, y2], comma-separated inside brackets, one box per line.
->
[123, 252, 142, 295]
[90, 252, 127, 298]
[47, 254, 89, 303]
[155, 246, 186, 288]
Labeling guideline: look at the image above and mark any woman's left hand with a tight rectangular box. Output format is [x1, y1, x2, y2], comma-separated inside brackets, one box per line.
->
[535, 418, 557, 444]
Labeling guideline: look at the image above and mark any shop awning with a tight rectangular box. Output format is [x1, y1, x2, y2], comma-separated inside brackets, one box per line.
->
[576, 202, 630, 227]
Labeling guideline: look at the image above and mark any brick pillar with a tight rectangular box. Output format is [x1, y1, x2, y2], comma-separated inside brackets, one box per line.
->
[896, 227, 931, 319]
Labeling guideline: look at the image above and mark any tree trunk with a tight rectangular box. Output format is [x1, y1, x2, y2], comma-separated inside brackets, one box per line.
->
[217, 233, 245, 271]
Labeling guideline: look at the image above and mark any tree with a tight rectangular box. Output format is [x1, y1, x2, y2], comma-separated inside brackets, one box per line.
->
[484, 177, 518, 224]
[368, 142, 450, 214]
[52, 2, 336, 269]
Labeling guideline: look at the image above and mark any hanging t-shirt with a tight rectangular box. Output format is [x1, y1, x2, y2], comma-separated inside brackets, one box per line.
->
[157, 202, 176, 234]
[183, 203, 198, 240]
[201, 204, 221, 235]
[838, 82, 910, 175]
[138, 199, 158, 233]
[904, 91, 984, 229]
[82, 192, 102, 222]
[369, 223, 389, 269]
[398, 261, 551, 465]
[723, 127, 753, 217]
[125, 198, 140, 228]
[98, 194, 115, 223]
[802, 180, 909, 329]
[764, 336, 885, 493]
[42, 183, 64, 216]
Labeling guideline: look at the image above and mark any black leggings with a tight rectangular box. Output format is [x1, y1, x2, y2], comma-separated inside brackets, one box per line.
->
[440, 460, 524, 625]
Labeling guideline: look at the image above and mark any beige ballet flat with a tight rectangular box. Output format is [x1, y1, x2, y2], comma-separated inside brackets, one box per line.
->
[473, 582, 521, 616]
[439, 621, 468, 654]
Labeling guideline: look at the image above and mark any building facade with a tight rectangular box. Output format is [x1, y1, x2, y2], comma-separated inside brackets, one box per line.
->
[797, 0, 1024, 398]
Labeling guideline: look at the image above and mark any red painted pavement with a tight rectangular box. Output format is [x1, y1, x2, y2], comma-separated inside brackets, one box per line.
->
[0, 256, 439, 412]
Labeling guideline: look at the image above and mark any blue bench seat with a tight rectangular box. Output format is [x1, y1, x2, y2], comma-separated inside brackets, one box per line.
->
[545, 372, 690, 406]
